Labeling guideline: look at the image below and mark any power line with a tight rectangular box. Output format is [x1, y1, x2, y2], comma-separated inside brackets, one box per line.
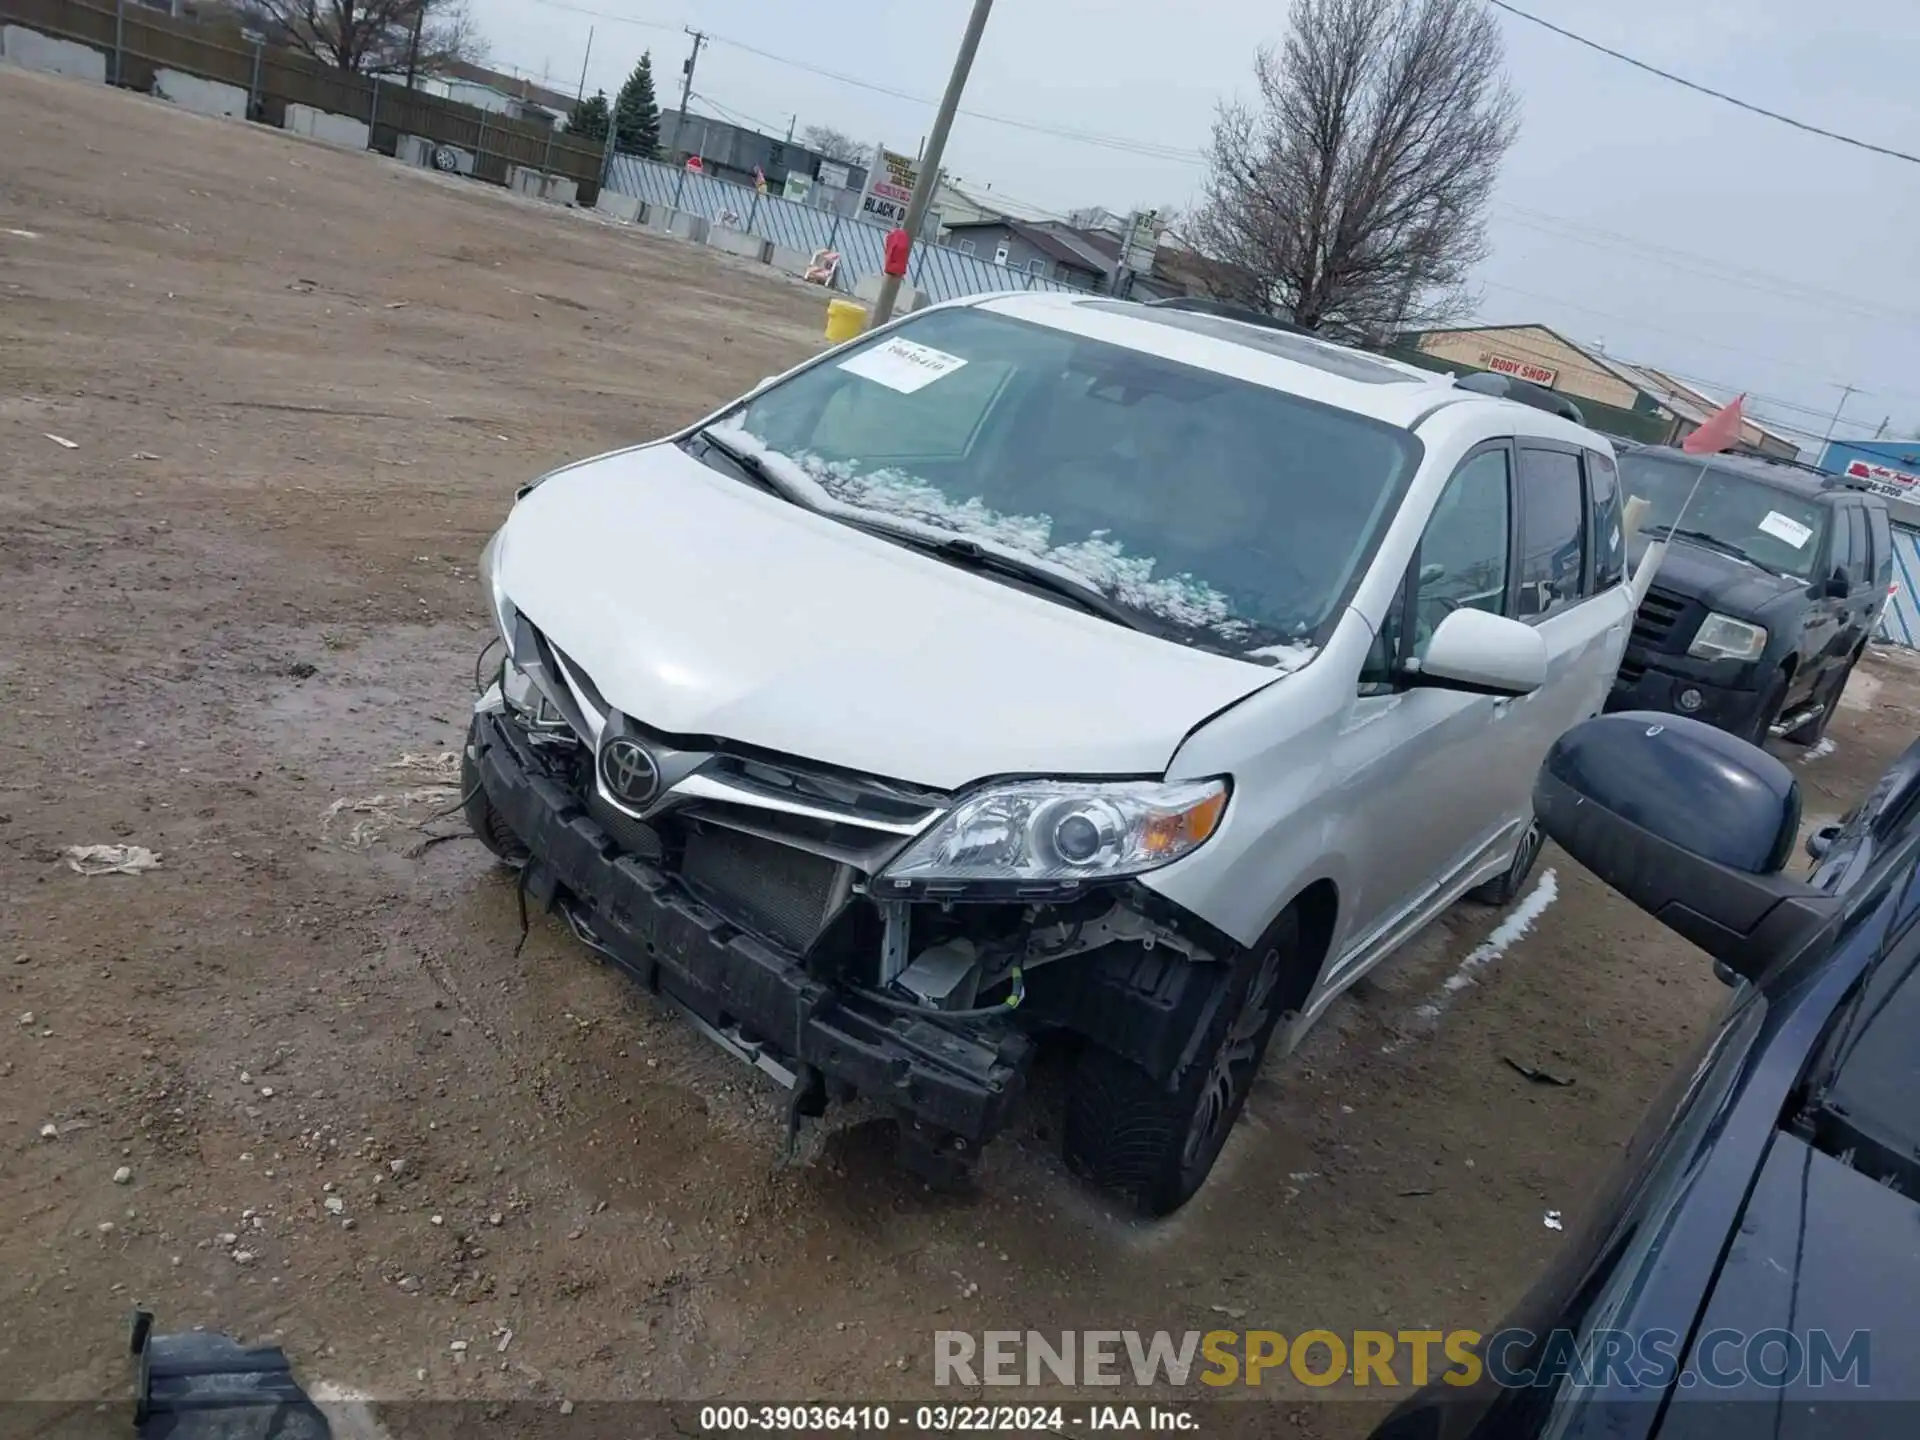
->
[1492, 206, 1920, 332]
[1486, 0, 1920, 167]
[513, 0, 1204, 162]
[518, 0, 677, 34]
[687, 90, 783, 136]
[1472, 276, 1920, 402]
[702, 31, 1205, 161]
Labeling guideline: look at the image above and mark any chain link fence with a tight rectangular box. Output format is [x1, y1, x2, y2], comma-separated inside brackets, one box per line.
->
[606, 154, 1086, 305]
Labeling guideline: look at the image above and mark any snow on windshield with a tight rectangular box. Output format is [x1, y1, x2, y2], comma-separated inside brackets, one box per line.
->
[709, 420, 1317, 670]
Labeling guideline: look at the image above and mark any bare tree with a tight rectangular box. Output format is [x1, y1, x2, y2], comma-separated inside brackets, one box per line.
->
[1188, 0, 1518, 336]
[801, 125, 868, 164]
[238, 0, 484, 76]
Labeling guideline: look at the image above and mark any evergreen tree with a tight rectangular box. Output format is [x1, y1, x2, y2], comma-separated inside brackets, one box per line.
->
[612, 52, 661, 157]
[566, 90, 610, 145]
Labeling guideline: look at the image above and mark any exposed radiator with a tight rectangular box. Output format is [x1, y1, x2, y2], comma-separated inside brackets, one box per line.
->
[680, 824, 846, 952]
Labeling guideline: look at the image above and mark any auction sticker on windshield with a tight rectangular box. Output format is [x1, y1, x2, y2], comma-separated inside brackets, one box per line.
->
[1758, 511, 1814, 548]
[839, 337, 969, 394]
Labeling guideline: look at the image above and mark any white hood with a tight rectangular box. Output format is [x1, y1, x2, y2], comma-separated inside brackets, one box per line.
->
[492, 442, 1281, 791]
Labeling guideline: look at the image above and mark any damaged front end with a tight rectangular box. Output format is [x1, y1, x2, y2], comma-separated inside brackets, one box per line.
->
[466, 610, 1234, 1183]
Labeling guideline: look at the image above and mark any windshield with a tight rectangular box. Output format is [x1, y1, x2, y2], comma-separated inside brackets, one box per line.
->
[1619, 453, 1828, 579]
[715, 306, 1421, 662]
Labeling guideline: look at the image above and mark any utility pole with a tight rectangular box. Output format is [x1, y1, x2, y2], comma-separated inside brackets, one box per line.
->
[573, 25, 594, 108]
[786, 114, 796, 143]
[867, 0, 994, 329]
[1823, 383, 1859, 444]
[665, 28, 706, 164]
[403, 1, 425, 89]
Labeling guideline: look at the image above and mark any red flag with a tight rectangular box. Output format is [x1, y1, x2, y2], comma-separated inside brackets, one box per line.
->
[1682, 393, 1746, 455]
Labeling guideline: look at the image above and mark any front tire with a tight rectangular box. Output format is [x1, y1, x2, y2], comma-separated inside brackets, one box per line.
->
[1062, 910, 1298, 1217]
[1744, 672, 1789, 747]
[462, 728, 528, 864]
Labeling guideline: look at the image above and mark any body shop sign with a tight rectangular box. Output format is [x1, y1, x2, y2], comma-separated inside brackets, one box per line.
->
[859, 145, 919, 227]
[1845, 458, 1920, 498]
[1482, 352, 1558, 387]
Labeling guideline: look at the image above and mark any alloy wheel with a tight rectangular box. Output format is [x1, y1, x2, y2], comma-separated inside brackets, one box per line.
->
[1180, 944, 1284, 1174]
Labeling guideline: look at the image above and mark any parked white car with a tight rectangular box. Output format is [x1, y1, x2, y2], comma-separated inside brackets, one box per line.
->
[465, 293, 1634, 1213]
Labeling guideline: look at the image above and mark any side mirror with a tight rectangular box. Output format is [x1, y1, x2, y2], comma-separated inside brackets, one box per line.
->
[1406, 609, 1546, 698]
[1825, 570, 1850, 598]
[1534, 712, 1835, 981]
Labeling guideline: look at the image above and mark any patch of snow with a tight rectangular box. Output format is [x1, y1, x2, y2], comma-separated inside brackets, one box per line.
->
[1802, 737, 1837, 762]
[1244, 641, 1319, 673]
[711, 420, 1305, 655]
[1439, 869, 1558, 994]
[309, 1383, 394, 1440]
[1381, 868, 1559, 1052]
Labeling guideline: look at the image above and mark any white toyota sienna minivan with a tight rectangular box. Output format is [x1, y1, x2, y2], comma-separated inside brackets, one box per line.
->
[465, 293, 1634, 1214]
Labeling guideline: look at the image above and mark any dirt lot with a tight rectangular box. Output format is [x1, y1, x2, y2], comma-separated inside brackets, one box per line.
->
[3, 65, 1916, 1434]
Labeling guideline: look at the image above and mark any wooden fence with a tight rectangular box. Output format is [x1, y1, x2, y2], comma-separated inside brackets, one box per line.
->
[0, 0, 606, 194]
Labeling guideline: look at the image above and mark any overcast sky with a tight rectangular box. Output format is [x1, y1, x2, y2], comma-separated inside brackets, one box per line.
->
[470, 0, 1920, 449]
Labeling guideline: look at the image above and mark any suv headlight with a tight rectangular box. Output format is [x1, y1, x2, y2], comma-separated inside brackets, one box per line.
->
[877, 778, 1229, 895]
[479, 527, 516, 646]
[1688, 613, 1767, 662]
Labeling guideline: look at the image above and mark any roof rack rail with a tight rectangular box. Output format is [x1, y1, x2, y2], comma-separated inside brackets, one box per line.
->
[1452, 371, 1587, 426]
[1141, 295, 1319, 336]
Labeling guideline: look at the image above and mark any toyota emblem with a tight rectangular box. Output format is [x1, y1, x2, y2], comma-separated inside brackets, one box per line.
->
[599, 736, 660, 807]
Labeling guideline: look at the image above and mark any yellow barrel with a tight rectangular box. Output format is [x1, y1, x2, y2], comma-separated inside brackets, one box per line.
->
[825, 298, 868, 344]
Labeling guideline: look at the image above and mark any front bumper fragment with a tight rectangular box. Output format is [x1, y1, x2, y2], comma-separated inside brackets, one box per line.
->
[470, 711, 1032, 1145]
[1606, 659, 1764, 735]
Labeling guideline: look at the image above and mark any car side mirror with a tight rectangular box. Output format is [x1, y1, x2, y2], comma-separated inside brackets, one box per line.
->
[1534, 713, 1836, 982]
[1405, 609, 1545, 698]
[1825, 570, 1850, 598]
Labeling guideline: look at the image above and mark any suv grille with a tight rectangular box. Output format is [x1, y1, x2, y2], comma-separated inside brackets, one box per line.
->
[1632, 586, 1690, 651]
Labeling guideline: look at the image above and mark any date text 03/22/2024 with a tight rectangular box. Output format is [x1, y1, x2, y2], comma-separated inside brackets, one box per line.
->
[697, 1404, 1198, 1432]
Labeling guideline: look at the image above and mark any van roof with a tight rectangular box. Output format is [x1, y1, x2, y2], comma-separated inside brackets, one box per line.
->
[967, 292, 1607, 446]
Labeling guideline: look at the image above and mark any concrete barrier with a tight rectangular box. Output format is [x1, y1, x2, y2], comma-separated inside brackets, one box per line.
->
[153, 68, 246, 119]
[853, 273, 926, 312]
[1, 25, 106, 82]
[666, 212, 710, 244]
[768, 245, 814, 278]
[507, 166, 581, 207]
[284, 103, 369, 150]
[707, 227, 772, 264]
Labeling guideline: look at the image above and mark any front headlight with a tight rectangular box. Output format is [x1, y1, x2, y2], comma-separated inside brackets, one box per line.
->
[877, 778, 1229, 895]
[1688, 613, 1767, 661]
[478, 527, 516, 647]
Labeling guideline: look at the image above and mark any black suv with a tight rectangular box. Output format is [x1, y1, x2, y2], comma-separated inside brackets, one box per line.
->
[1608, 447, 1893, 744]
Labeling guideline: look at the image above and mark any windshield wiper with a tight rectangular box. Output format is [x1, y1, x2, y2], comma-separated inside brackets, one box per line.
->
[1650, 525, 1771, 569]
[688, 428, 813, 507]
[845, 521, 1157, 635]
